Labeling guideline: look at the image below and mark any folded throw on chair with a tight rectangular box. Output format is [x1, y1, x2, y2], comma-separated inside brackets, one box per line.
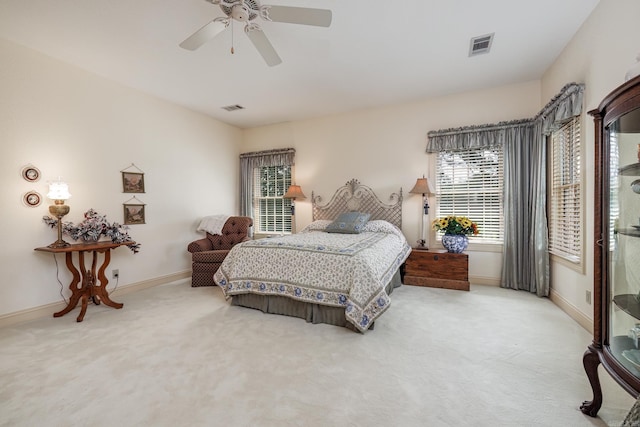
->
[197, 215, 230, 236]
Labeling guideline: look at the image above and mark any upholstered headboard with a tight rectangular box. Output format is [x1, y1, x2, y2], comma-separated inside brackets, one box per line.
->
[311, 179, 403, 229]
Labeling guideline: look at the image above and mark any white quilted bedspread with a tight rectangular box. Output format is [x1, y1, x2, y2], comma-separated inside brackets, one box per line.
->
[214, 220, 411, 332]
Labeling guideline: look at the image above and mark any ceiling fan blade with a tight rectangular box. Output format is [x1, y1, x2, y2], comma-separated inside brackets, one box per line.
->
[179, 19, 228, 51]
[245, 26, 282, 67]
[263, 6, 332, 27]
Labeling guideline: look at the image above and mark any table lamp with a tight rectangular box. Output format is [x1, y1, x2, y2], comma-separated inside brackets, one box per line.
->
[47, 179, 72, 248]
[283, 184, 306, 216]
[409, 176, 435, 248]
[283, 184, 306, 233]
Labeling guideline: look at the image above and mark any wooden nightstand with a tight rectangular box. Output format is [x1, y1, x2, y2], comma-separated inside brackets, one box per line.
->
[404, 248, 469, 291]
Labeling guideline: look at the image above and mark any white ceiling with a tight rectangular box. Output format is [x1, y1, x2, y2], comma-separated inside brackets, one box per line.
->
[0, 0, 600, 129]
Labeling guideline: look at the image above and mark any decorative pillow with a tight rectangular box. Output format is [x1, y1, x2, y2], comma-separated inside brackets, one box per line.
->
[326, 212, 371, 234]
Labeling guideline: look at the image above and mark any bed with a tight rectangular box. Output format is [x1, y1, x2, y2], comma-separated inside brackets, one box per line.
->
[213, 179, 411, 332]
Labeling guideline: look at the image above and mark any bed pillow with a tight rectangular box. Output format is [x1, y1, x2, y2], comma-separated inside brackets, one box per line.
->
[300, 220, 332, 233]
[326, 212, 371, 234]
[361, 220, 401, 235]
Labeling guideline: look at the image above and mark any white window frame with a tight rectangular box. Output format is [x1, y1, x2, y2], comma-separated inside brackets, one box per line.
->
[548, 116, 583, 271]
[434, 148, 504, 247]
[252, 165, 292, 235]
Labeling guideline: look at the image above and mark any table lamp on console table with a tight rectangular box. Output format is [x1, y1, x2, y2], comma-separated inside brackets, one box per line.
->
[47, 179, 71, 248]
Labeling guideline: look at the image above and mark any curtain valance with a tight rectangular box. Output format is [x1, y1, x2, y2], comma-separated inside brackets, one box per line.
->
[535, 82, 585, 135]
[425, 119, 533, 152]
[239, 148, 295, 167]
[425, 82, 584, 152]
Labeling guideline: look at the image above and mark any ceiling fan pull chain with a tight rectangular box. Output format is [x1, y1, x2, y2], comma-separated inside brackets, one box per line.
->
[230, 18, 235, 54]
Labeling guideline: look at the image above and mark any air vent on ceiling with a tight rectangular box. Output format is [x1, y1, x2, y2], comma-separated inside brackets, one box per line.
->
[221, 104, 245, 112]
[469, 33, 494, 57]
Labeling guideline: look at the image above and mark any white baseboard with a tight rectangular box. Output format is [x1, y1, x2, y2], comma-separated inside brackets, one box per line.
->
[110, 271, 191, 298]
[549, 288, 593, 334]
[0, 270, 191, 328]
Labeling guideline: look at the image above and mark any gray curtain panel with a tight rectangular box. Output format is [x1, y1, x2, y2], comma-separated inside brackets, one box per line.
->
[239, 148, 295, 236]
[501, 122, 549, 296]
[426, 83, 584, 296]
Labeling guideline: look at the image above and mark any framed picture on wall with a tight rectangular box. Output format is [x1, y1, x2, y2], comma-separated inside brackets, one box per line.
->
[123, 203, 145, 225]
[122, 172, 145, 193]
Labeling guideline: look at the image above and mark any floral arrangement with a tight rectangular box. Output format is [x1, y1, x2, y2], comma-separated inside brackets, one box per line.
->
[432, 216, 479, 236]
[43, 209, 141, 253]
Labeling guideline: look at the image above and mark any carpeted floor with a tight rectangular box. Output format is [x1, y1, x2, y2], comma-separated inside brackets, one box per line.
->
[0, 281, 635, 426]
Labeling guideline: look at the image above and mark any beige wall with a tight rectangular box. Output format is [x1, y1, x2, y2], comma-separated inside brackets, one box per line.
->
[0, 39, 242, 318]
[542, 0, 640, 326]
[242, 81, 543, 286]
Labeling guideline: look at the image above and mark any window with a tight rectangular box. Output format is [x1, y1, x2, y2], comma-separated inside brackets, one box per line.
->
[253, 165, 292, 234]
[548, 116, 582, 264]
[435, 148, 504, 243]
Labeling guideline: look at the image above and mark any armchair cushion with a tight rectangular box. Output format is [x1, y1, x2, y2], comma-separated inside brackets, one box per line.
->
[187, 238, 213, 253]
[192, 250, 229, 264]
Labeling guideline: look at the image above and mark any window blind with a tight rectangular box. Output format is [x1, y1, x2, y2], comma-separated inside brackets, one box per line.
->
[435, 148, 504, 243]
[549, 117, 582, 263]
[253, 165, 292, 233]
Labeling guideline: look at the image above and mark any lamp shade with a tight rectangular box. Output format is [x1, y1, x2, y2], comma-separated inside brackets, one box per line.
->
[283, 185, 306, 200]
[47, 180, 71, 200]
[409, 177, 434, 195]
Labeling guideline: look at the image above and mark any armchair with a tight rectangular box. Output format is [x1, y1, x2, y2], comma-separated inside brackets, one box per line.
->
[187, 216, 252, 287]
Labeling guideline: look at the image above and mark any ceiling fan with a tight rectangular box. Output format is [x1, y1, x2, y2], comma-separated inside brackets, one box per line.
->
[180, 0, 332, 67]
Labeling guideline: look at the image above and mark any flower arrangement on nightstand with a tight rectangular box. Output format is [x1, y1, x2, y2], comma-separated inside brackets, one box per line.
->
[431, 216, 479, 236]
[431, 216, 478, 254]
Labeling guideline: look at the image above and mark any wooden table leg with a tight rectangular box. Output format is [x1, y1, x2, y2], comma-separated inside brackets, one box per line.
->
[76, 250, 91, 322]
[89, 251, 100, 306]
[78, 289, 89, 323]
[94, 249, 123, 309]
[53, 252, 82, 318]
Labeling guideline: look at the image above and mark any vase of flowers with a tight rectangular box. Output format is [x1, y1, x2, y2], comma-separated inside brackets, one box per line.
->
[43, 209, 140, 253]
[432, 216, 479, 253]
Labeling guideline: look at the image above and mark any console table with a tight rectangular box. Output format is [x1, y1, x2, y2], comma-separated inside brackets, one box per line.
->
[35, 241, 134, 322]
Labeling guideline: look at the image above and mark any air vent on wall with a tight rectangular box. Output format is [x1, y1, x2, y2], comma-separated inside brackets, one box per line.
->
[469, 33, 494, 57]
[221, 104, 245, 112]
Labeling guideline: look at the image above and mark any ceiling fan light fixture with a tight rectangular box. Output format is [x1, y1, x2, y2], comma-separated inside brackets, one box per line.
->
[231, 4, 250, 21]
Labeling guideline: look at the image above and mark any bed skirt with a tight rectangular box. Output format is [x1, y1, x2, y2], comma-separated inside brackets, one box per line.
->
[230, 269, 403, 332]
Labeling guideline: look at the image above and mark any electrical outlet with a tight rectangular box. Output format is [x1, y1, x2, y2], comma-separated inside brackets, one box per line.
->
[112, 269, 119, 279]
[586, 290, 592, 305]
